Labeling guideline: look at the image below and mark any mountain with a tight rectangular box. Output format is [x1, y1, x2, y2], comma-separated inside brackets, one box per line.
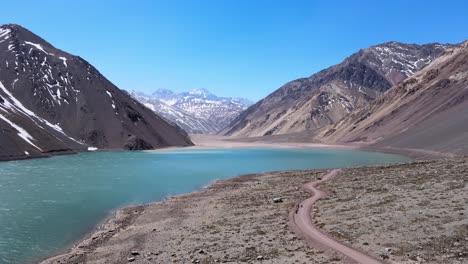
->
[131, 88, 253, 134]
[130, 91, 217, 134]
[221, 42, 450, 137]
[318, 41, 468, 155]
[0, 24, 192, 161]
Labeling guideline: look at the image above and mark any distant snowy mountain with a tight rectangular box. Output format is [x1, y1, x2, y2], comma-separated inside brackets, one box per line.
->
[130, 91, 217, 134]
[131, 89, 253, 134]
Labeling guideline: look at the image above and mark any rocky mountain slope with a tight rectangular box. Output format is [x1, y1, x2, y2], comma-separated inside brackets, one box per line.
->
[0, 24, 192, 161]
[132, 89, 252, 134]
[318, 41, 468, 155]
[222, 42, 450, 137]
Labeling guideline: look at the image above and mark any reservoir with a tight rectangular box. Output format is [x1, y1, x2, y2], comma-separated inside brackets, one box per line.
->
[0, 148, 410, 263]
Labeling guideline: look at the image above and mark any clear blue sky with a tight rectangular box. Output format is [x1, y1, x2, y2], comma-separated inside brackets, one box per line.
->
[1, 0, 466, 101]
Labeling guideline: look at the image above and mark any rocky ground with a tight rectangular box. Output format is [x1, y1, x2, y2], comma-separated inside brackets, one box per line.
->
[42, 158, 468, 264]
[316, 158, 468, 264]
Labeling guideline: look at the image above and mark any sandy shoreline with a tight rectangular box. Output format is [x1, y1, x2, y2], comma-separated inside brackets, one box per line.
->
[184, 135, 454, 160]
[152, 134, 357, 151]
[39, 136, 466, 263]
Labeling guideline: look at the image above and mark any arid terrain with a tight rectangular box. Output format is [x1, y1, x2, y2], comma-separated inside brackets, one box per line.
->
[319, 42, 468, 156]
[185, 134, 353, 150]
[42, 155, 468, 264]
[221, 42, 450, 138]
[317, 159, 468, 263]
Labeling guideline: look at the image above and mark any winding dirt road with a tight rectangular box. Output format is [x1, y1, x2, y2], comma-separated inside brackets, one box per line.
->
[290, 169, 383, 264]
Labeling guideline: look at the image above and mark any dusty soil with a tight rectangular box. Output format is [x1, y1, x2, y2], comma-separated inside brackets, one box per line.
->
[42, 157, 468, 264]
[186, 134, 450, 160]
[184, 134, 354, 150]
[317, 158, 468, 264]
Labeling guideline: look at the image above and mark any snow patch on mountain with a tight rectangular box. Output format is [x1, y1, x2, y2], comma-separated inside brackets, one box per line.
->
[131, 89, 253, 134]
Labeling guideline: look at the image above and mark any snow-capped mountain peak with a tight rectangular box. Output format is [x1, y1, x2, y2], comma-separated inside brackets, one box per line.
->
[151, 88, 175, 99]
[130, 89, 253, 134]
[189, 88, 211, 95]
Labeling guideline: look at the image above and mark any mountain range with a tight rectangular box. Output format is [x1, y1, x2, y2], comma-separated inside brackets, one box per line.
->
[0, 24, 192, 161]
[131, 88, 253, 134]
[221, 40, 468, 156]
[2, 23, 467, 161]
[221, 42, 451, 137]
[318, 41, 468, 155]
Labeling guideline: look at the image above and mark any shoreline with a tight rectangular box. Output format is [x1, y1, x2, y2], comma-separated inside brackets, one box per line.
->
[39, 204, 147, 264]
[39, 181, 231, 264]
[39, 173, 259, 263]
[2, 133, 448, 163]
[183, 134, 454, 160]
[0, 149, 80, 162]
[38, 135, 457, 263]
[40, 156, 467, 263]
[40, 169, 329, 263]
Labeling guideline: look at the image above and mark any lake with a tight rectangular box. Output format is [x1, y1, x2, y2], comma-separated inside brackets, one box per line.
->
[0, 148, 410, 263]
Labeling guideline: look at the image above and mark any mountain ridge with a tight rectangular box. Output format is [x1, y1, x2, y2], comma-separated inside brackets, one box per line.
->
[317, 41, 468, 155]
[221, 41, 451, 137]
[131, 88, 253, 134]
[0, 24, 192, 160]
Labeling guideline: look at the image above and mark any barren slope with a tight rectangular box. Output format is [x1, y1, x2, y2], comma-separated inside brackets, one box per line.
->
[222, 42, 449, 137]
[319, 41, 468, 155]
[0, 24, 192, 160]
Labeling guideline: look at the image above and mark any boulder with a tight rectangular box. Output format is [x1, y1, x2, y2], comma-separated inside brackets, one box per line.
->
[124, 136, 154, 150]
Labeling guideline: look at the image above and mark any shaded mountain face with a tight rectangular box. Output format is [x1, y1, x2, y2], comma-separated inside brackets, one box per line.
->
[318, 41, 468, 155]
[0, 24, 192, 160]
[221, 42, 450, 137]
[132, 89, 253, 134]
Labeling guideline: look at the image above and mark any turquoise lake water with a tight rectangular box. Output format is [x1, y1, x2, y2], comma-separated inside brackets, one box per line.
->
[0, 148, 411, 263]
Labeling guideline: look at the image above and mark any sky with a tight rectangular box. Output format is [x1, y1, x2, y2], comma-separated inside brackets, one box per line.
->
[1, 0, 466, 101]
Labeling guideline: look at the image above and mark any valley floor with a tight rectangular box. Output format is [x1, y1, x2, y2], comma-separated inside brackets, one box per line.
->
[180, 134, 356, 150]
[186, 134, 454, 160]
[41, 150, 468, 263]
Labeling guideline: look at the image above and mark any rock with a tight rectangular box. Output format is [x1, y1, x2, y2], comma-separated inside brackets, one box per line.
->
[127, 257, 135, 262]
[257, 255, 264, 260]
[453, 242, 461, 246]
[272, 197, 283, 203]
[124, 136, 154, 150]
[198, 249, 205, 254]
[131, 250, 140, 256]
[379, 254, 389, 260]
